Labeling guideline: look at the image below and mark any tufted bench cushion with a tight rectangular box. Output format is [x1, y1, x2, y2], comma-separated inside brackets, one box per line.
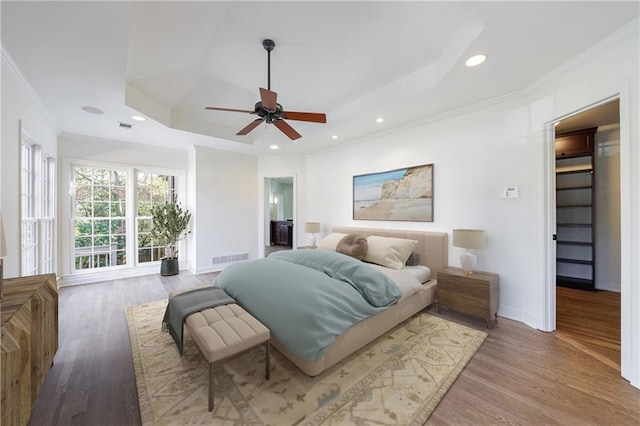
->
[184, 303, 270, 411]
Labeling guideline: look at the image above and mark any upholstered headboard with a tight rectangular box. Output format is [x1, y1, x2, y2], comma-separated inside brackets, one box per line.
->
[331, 226, 448, 275]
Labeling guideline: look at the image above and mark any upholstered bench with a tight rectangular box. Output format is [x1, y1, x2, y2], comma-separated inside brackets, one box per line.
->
[184, 304, 270, 411]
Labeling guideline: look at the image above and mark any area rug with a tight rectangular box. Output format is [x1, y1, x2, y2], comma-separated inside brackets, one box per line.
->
[126, 299, 487, 425]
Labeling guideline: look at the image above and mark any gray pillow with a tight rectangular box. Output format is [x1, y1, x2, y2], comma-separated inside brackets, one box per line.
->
[336, 234, 368, 260]
[405, 251, 421, 266]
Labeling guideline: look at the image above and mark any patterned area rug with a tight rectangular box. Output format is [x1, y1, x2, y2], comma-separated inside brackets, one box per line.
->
[126, 299, 487, 425]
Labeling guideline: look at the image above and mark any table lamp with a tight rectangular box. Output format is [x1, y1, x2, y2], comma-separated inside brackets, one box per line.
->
[452, 229, 485, 274]
[305, 222, 321, 248]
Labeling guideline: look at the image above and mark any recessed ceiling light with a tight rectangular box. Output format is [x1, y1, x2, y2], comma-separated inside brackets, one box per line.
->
[131, 115, 146, 121]
[376, 117, 384, 123]
[331, 135, 338, 140]
[465, 54, 487, 67]
[270, 145, 279, 150]
[81, 106, 103, 115]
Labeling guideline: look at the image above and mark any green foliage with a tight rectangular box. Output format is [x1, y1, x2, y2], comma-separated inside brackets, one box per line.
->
[150, 201, 191, 259]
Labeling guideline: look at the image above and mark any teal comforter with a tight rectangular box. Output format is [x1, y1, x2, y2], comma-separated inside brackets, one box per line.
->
[214, 249, 401, 362]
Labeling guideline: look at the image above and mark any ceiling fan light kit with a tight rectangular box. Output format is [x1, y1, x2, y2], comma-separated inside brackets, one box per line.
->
[205, 39, 326, 141]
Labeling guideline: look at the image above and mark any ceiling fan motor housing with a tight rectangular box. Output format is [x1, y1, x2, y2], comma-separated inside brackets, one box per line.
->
[255, 101, 284, 123]
[262, 39, 275, 51]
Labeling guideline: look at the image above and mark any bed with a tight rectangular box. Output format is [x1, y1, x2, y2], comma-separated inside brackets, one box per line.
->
[215, 226, 447, 376]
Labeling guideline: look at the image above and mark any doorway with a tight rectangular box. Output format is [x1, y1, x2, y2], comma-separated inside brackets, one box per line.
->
[264, 177, 294, 256]
[553, 99, 621, 370]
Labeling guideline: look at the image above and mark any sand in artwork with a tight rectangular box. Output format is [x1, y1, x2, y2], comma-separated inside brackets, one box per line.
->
[354, 198, 432, 221]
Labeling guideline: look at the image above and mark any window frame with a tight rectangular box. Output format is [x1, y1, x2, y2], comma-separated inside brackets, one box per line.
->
[61, 158, 187, 278]
[20, 132, 56, 276]
[135, 171, 179, 265]
[41, 156, 55, 273]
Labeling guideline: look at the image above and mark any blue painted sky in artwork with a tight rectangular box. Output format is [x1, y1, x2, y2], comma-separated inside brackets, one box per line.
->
[354, 169, 406, 201]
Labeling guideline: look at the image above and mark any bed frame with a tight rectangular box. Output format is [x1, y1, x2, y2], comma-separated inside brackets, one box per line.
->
[270, 226, 448, 376]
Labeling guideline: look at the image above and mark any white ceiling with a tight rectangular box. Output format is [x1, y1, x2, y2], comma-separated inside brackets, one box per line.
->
[2, 1, 638, 157]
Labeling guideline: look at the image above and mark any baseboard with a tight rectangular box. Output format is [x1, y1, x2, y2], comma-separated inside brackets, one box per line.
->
[58, 261, 188, 287]
[595, 282, 621, 292]
[191, 264, 230, 275]
[497, 305, 543, 332]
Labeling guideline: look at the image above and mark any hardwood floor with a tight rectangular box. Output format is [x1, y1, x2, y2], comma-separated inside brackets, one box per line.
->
[264, 244, 292, 256]
[427, 308, 638, 425]
[29, 271, 219, 426]
[28, 272, 639, 425]
[555, 286, 621, 371]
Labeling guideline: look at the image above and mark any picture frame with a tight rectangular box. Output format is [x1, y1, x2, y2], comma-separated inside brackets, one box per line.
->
[353, 163, 433, 222]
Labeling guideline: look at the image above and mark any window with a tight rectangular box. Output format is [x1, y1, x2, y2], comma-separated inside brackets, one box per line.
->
[21, 135, 55, 276]
[69, 163, 183, 275]
[136, 173, 177, 264]
[41, 157, 55, 273]
[73, 166, 127, 270]
[21, 142, 37, 275]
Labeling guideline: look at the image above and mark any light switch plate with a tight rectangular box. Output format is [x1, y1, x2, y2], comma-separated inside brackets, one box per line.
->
[501, 186, 519, 199]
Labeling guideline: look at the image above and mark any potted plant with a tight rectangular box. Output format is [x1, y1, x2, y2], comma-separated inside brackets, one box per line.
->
[150, 201, 191, 276]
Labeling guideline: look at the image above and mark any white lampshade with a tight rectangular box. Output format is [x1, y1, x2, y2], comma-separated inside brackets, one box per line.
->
[305, 222, 321, 234]
[452, 229, 485, 249]
[0, 210, 7, 257]
[305, 222, 321, 248]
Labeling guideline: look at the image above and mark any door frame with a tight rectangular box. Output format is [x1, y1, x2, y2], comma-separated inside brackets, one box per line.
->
[259, 175, 296, 257]
[542, 94, 632, 382]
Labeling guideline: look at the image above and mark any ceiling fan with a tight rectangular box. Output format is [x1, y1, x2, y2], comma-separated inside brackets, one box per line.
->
[205, 39, 327, 141]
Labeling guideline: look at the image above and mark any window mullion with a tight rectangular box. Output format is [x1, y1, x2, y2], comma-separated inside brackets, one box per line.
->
[127, 167, 137, 267]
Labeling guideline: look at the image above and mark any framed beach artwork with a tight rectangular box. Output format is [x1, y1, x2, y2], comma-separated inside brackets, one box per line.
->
[353, 163, 433, 222]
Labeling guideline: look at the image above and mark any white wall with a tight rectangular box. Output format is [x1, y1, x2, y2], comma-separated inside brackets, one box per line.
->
[308, 99, 543, 326]
[192, 145, 258, 273]
[1, 48, 58, 278]
[303, 20, 639, 387]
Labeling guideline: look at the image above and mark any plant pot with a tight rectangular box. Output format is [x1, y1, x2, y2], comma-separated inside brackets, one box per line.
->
[160, 258, 179, 276]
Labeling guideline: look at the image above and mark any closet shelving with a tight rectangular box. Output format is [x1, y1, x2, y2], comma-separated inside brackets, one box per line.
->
[555, 127, 597, 291]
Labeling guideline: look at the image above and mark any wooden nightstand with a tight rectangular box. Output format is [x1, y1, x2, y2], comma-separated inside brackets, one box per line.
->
[436, 266, 499, 328]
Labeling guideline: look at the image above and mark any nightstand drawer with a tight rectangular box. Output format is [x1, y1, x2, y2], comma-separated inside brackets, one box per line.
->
[437, 267, 499, 326]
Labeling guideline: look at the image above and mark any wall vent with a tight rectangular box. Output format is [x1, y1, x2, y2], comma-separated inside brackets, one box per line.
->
[212, 252, 249, 265]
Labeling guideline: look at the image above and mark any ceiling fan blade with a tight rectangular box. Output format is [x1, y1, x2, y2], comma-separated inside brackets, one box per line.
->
[274, 120, 302, 140]
[282, 111, 327, 123]
[236, 118, 264, 136]
[205, 106, 254, 114]
[259, 87, 278, 111]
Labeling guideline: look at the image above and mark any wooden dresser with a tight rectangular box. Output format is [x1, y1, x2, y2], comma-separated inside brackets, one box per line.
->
[270, 220, 293, 246]
[1, 274, 58, 426]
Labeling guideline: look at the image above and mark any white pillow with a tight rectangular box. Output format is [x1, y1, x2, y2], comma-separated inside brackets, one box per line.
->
[317, 233, 347, 251]
[364, 236, 418, 269]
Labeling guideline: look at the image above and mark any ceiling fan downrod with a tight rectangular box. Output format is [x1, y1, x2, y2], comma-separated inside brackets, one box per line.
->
[263, 39, 275, 90]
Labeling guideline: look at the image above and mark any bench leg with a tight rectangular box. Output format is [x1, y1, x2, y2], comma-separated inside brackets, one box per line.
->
[265, 340, 270, 380]
[209, 362, 214, 411]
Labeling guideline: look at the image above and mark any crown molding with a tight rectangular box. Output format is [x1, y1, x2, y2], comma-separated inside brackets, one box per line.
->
[1, 44, 60, 134]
